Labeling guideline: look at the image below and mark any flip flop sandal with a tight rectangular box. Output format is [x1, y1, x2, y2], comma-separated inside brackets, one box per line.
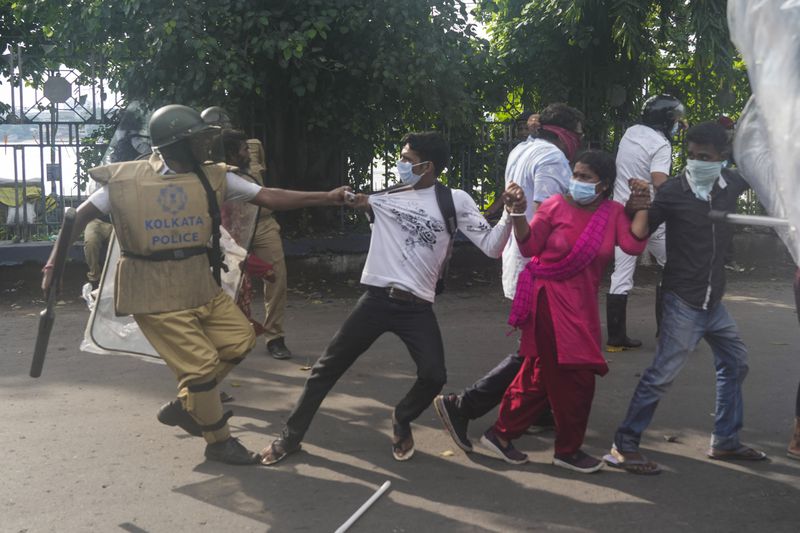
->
[603, 447, 662, 475]
[260, 438, 301, 466]
[707, 445, 767, 461]
[392, 418, 415, 461]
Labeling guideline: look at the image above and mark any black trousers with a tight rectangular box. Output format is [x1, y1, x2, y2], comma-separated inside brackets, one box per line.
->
[281, 288, 447, 445]
[457, 352, 524, 419]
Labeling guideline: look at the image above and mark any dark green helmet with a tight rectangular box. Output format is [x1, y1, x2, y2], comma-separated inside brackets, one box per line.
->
[200, 106, 233, 128]
[148, 105, 211, 149]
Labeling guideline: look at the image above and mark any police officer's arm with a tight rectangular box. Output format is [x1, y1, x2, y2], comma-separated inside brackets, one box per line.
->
[249, 185, 352, 211]
[41, 200, 103, 292]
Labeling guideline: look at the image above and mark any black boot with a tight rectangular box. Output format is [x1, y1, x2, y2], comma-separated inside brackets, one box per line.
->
[606, 294, 642, 352]
[157, 399, 202, 437]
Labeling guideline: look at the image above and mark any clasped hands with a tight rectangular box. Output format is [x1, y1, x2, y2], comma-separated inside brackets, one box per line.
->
[625, 178, 651, 213]
[502, 183, 527, 216]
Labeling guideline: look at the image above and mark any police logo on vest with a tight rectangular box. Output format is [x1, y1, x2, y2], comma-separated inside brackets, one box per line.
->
[158, 184, 189, 215]
[147, 184, 203, 247]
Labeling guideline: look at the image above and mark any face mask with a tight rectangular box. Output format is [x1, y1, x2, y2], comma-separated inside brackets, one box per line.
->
[670, 122, 680, 138]
[569, 178, 601, 205]
[396, 160, 429, 186]
[685, 159, 723, 201]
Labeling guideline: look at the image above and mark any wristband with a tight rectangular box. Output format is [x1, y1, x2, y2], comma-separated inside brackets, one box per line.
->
[509, 212, 527, 217]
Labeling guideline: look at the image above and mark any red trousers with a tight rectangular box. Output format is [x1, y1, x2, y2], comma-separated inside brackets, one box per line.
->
[493, 291, 596, 455]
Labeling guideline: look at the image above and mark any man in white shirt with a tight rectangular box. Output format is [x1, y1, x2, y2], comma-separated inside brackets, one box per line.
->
[606, 95, 684, 351]
[260, 131, 521, 465]
[436, 103, 587, 453]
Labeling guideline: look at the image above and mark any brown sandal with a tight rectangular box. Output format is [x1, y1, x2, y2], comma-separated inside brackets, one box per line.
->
[707, 445, 767, 461]
[392, 417, 415, 461]
[603, 447, 662, 475]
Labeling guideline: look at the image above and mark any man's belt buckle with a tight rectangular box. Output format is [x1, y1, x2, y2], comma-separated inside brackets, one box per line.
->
[388, 287, 413, 302]
[173, 250, 186, 259]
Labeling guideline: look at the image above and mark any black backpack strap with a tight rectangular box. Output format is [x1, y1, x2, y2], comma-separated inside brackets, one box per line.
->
[192, 162, 223, 286]
[434, 182, 458, 295]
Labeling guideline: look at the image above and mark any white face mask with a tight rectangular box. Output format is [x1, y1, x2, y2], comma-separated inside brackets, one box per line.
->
[396, 160, 429, 186]
[685, 159, 724, 201]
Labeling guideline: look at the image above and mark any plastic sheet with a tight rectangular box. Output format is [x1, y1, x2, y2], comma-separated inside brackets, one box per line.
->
[728, 0, 800, 265]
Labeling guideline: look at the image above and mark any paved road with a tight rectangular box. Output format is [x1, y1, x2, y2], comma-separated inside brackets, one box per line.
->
[1, 268, 798, 532]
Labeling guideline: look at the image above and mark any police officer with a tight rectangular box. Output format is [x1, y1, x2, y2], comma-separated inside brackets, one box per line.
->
[201, 106, 293, 360]
[607, 95, 685, 351]
[42, 104, 351, 465]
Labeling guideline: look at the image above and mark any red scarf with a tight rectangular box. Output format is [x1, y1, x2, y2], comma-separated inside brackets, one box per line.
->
[508, 200, 612, 328]
[541, 125, 581, 161]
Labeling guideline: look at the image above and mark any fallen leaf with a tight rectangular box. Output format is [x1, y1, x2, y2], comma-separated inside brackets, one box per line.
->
[663, 435, 679, 443]
[440, 450, 455, 457]
[299, 365, 312, 371]
[230, 381, 241, 388]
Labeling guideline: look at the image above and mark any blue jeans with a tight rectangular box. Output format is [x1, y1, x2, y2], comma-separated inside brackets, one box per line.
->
[614, 291, 749, 452]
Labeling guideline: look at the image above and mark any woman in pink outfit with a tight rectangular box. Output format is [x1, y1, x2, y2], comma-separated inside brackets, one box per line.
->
[481, 150, 650, 473]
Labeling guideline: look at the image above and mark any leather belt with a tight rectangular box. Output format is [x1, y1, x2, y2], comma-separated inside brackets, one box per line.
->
[369, 286, 429, 305]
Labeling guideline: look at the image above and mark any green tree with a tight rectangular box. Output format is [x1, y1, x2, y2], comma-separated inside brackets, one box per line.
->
[11, 0, 493, 230]
[476, 0, 748, 146]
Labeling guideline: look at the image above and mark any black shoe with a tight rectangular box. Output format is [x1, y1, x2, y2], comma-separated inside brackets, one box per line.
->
[205, 437, 260, 465]
[433, 394, 473, 452]
[157, 399, 202, 437]
[267, 337, 292, 360]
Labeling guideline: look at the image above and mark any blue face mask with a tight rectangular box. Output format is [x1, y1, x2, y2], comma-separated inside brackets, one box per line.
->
[396, 160, 429, 186]
[569, 178, 601, 205]
[670, 121, 680, 139]
[685, 159, 724, 201]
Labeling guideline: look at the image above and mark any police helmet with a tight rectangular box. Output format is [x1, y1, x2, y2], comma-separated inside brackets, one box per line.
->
[641, 95, 685, 136]
[148, 105, 211, 149]
[200, 106, 234, 128]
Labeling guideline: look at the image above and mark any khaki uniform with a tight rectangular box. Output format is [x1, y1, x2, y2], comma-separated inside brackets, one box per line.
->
[245, 139, 287, 343]
[83, 218, 113, 283]
[89, 154, 256, 444]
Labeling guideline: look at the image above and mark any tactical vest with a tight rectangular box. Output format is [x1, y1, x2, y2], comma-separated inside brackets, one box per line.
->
[89, 154, 227, 315]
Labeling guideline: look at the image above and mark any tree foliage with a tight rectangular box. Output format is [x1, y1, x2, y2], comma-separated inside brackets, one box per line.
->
[476, 0, 748, 146]
[11, 0, 492, 230]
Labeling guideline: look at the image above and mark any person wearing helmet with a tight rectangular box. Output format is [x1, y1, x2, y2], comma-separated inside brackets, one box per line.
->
[606, 95, 685, 352]
[201, 107, 293, 360]
[41, 104, 352, 466]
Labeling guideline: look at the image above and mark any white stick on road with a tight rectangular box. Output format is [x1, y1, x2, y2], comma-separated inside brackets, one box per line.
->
[334, 480, 392, 533]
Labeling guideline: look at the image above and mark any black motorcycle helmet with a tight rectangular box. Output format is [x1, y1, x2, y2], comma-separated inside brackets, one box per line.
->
[642, 95, 685, 139]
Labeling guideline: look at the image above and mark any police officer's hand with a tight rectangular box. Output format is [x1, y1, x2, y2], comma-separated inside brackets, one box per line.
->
[41, 264, 54, 295]
[350, 193, 370, 210]
[328, 186, 355, 206]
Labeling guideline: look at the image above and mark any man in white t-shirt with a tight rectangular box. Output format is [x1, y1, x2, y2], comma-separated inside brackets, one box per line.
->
[434, 103, 587, 453]
[606, 95, 685, 351]
[260, 131, 523, 465]
[42, 105, 351, 467]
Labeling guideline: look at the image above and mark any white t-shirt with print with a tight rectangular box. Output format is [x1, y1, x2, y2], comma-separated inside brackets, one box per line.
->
[501, 138, 572, 299]
[362, 185, 512, 303]
[613, 124, 672, 203]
